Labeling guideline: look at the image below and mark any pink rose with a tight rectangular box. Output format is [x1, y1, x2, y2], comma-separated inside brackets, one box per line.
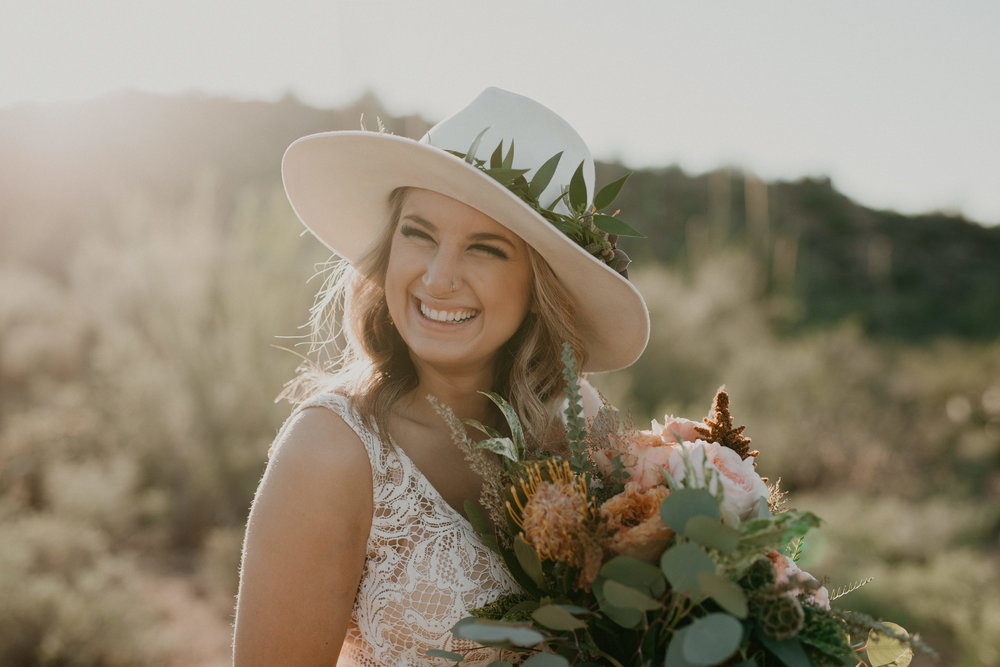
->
[592, 431, 678, 491]
[652, 415, 703, 444]
[666, 440, 769, 520]
[767, 551, 831, 610]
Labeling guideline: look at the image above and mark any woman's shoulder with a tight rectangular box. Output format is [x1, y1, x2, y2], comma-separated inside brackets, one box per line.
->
[268, 394, 371, 482]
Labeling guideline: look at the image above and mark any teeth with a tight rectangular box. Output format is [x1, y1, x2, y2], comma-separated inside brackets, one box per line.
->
[420, 302, 476, 323]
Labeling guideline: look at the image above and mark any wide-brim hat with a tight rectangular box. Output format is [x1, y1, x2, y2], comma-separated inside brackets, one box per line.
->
[282, 87, 649, 372]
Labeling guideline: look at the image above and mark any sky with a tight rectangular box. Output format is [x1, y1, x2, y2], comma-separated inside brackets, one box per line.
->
[3, 0, 998, 224]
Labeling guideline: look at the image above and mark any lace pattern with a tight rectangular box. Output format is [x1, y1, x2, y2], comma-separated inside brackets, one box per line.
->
[286, 392, 521, 666]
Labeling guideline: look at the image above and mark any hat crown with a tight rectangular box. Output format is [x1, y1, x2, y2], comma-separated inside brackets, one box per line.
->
[421, 87, 595, 215]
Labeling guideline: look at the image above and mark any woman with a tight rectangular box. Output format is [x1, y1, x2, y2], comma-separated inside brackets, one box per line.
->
[233, 88, 649, 665]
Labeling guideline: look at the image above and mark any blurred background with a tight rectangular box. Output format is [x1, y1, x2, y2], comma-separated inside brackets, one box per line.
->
[1, 2, 998, 665]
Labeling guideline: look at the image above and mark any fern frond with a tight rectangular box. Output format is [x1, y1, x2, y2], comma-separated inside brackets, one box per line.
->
[830, 577, 874, 601]
[560, 343, 587, 473]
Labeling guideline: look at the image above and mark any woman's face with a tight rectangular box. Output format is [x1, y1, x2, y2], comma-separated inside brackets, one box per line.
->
[384, 189, 534, 377]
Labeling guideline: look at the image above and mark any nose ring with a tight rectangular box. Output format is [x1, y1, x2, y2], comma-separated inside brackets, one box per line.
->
[450, 278, 457, 292]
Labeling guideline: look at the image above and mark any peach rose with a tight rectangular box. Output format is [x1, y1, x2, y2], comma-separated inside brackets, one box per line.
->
[652, 414, 703, 444]
[666, 439, 769, 520]
[593, 430, 679, 491]
[767, 551, 831, 610]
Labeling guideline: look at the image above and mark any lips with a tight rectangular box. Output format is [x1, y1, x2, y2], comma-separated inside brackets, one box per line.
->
[418, 300, 478, 324]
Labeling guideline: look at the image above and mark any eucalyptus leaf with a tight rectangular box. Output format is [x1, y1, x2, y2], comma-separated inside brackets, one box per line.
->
[660, 542, 715, 595]
[696, 571, 748, 618]
[755, 628, 812, 667]
[866, 622, 913, 667]
[514, 535, 545, 588]
[602, 579, 661, 611]
[659, 488, 720, 533]
[452, 619, 545, 648]
[600, 556, 666, 597]
[568, 162, 587, 213]
[531, 604, 587, 631]
[593, 172, 630, 210]
[426, 648, 465, 660]
[522, 654, 570, 667]
[663, 627, 700, 667]
[592, 214, 643, 238]
[593, 577, 642, 628]
[682, 613, 743, 665]
[685, 515, 740, 552]
[481, 391, 526, 461]
[487, 663, 515, 667]
[528, 151, 563, 200]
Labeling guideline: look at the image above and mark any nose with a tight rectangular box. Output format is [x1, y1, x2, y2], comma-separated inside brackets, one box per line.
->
[422, 249, 461, 297]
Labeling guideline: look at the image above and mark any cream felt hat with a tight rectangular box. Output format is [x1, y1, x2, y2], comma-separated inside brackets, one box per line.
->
[282, 87, 649, 372]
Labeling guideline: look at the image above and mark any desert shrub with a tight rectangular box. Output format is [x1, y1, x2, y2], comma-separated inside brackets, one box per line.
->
[0, 511, 166, 666]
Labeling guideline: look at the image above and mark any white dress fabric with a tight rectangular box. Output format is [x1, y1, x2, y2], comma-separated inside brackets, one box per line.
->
[285, 391, 522, 666]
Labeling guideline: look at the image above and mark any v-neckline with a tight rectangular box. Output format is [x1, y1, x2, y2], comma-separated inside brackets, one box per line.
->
[387, 434, 481, 532]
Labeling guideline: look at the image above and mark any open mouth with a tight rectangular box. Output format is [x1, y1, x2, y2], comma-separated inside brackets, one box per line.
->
[419, 300, 478, 324]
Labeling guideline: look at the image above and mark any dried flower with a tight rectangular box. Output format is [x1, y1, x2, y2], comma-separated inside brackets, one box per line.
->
[508, 460, 603, 588]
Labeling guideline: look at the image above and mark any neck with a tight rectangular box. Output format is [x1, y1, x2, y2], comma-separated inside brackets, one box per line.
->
[399, 360, 497, 427]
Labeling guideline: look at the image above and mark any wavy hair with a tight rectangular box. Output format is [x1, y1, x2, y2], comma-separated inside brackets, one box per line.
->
[283, 187, 585, 452]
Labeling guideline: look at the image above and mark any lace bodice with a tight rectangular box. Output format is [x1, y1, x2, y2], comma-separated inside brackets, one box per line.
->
[286, 392, 521, 666]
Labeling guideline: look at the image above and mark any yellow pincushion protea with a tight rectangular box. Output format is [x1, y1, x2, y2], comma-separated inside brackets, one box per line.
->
[507, 460, 604, 588]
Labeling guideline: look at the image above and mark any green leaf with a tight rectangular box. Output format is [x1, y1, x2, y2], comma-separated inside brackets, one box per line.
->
[523, 654, 570, 667]
[531, 604, 587, 631]
[663, 627, 700, 667]
[487, 663, 515, 667]
[528, 151, 563, 200]
[659, 488, 720, 533]
[568, 161, 587, 212]
[480, 391, 526, 461]
[592, 214, 644, 238]
[602, 579, 661, 611]
[489, 141, 504, 169]
[755, 629, 812, 667]
[464, 127, 491, 163]
[685, 515, 740, 552]
[483, 167, 531, 187]
[682, 613, 743, 665]
[463, 417, 502, 439]
[503, 140, 515, 169]
[426, 648, 465, 660]
[600, 556, 667, 597]
[738, 511, 821, 555]
[474, 437, 519, 463]
[696, 571, 748, 618]
[452, 618, 545, 647]
[514, 535, 544, 588]
[866, 622, 913, 667]
[660, 542, 715, 595]
[593, 172, 631, 211]
[593, 577, 642, 628]
[464, 500, 491, 538]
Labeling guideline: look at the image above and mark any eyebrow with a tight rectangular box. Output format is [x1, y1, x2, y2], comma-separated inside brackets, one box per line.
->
[401, 214, 518, 249]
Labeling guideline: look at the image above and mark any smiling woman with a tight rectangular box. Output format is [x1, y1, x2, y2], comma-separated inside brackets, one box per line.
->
[232, 87, 650, 665]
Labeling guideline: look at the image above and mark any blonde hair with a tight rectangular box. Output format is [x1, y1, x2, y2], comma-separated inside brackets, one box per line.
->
[284, 187, 585, 452]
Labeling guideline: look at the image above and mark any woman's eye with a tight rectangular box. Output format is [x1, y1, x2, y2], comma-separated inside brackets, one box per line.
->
[400, 225, 434, 242]
[470, 244, 509, 259]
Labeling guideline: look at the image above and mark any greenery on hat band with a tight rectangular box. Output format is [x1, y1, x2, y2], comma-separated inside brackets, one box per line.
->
[446, 129, 643, 279]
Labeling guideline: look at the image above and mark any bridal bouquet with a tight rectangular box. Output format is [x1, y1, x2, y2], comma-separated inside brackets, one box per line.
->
[430, 345, 927, 667]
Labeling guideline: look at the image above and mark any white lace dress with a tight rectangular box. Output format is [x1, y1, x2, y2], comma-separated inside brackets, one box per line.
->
[282, 391, 522, 666]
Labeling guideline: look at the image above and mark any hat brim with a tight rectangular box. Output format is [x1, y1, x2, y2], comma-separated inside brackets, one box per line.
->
[282, 131, 649, 373]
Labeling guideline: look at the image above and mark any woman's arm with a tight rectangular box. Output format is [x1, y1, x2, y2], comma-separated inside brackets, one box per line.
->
[233, 406, 373, 666]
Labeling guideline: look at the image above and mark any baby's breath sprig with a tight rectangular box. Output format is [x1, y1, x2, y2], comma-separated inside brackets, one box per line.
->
[447, 131, 643, 278]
